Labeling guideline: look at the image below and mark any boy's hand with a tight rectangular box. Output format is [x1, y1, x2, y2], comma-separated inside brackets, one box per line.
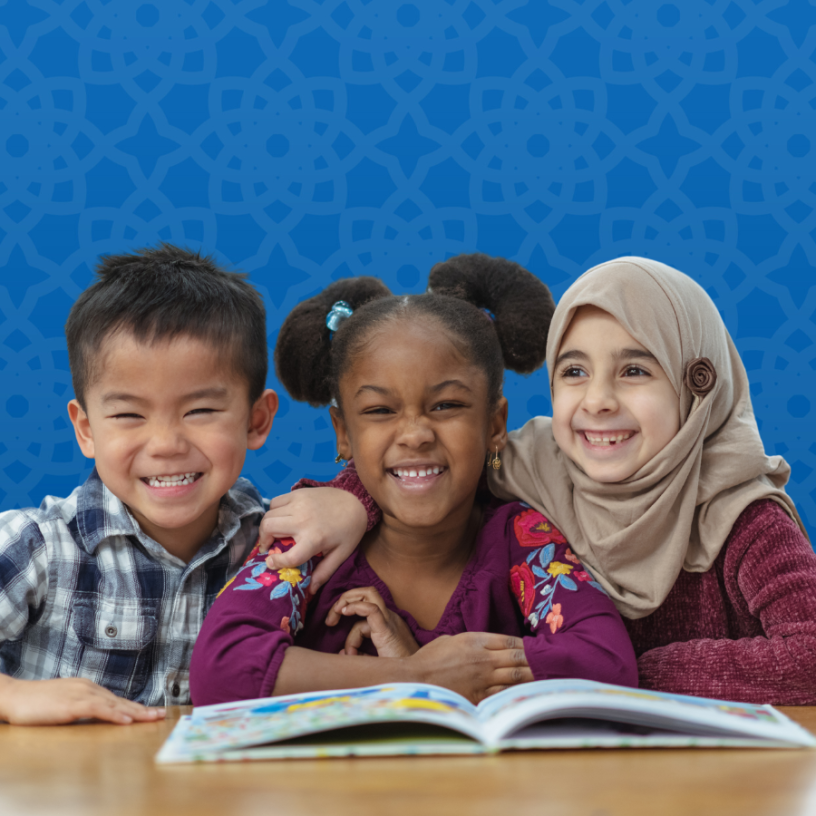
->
[0, 676, 166, 726]
[260, 488, 367, 592]
[408, 633, 533, 704]
[326, 587, 420, 658]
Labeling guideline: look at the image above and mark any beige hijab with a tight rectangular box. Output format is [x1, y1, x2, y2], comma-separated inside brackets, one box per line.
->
[491, 256, 805, 619]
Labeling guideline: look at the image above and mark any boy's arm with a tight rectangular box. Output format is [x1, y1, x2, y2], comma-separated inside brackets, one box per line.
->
[260, 462, 381, 591]
[0, 516, 163, 725]
[506, 506, 638, 688]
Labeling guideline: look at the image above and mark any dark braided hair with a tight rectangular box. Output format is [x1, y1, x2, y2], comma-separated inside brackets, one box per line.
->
[274, 255, 555, 410]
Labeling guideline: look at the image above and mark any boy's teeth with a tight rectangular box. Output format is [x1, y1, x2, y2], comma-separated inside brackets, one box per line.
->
[145, 472, 199, 488]
[584, 432, 634, 446]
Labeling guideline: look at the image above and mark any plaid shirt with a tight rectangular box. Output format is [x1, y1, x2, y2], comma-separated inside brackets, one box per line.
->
[0, 469, 266, 706]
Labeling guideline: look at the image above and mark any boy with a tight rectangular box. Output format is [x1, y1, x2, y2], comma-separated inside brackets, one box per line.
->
[0, 244, 278, 724]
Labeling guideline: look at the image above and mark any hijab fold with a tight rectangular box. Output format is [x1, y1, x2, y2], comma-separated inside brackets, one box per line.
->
[491, 257, 804, 619]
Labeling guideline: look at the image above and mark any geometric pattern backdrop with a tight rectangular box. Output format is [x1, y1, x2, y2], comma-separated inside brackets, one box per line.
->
[1, 0, 816, 539]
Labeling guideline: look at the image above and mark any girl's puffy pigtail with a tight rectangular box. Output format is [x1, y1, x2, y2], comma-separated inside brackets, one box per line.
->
[428, 253, 554, 374]
[274, 277, 392, 407]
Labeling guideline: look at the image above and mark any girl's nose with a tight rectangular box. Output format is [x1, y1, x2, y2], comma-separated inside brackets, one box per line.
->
[582, 376, 618, 414]
[396, 415, 435, 447]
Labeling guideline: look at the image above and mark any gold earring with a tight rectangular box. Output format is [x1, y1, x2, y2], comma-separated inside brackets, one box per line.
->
[491, 447, 501, 471]
[335, 453, 347, 467]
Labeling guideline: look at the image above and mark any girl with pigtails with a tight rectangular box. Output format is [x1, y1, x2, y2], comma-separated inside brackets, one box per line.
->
[190, 263, 637, 705]
[263, 255, 816, 706]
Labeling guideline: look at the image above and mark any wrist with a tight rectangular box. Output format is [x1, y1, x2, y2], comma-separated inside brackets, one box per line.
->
[0, 674, 20, 721]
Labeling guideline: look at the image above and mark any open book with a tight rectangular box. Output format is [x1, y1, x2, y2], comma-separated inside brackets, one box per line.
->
[156, 679, 816, 763]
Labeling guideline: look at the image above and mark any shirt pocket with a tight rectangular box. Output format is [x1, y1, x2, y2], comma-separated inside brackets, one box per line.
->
[59, 596, 158, 699]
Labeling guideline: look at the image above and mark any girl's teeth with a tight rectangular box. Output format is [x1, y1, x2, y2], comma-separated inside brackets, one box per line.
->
[146, 472, 199, 488]
[394, 467, 442, 478]
[585, 433, 633, 446]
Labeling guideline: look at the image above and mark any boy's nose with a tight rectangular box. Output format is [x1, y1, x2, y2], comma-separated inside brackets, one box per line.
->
[146, 423, 189, 456]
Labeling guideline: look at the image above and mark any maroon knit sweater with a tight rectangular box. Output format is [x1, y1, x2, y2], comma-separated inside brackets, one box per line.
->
[313, 467, 816, 705]
[625, 499, 816, 704]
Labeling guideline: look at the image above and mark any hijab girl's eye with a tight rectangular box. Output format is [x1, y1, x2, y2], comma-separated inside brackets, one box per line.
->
[622, 365, 650, 377]
[560, 365, 587, 379]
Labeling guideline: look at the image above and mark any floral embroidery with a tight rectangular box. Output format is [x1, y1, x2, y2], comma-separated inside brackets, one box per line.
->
[231, 537, 313, 636]
[546, 561, 573, 576]
[509, 509, 608, 633]
[513, 508, 567, 547]
[510, 562, 536, 617]
[545, 603, 564, 634]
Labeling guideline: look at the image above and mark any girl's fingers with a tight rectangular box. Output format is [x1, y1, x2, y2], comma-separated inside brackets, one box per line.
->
[310, 545, 355, 593]
[488, 666, 535, 686]
[482, 635, 526, 653]
[267, 493, 295, 510]
[344, 620, 372, 653]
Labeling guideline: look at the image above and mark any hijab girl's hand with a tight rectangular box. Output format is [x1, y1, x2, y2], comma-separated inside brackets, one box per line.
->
[326, 587, 420, 658]
[409, 633, 533, 704]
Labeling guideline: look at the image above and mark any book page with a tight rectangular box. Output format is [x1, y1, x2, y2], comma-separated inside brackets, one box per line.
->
[181, 684, 483, 756]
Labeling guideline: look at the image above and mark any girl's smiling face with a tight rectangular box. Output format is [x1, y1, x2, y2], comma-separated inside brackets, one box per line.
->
[331, 317, 507, 532]
[551, 305, 680, 483]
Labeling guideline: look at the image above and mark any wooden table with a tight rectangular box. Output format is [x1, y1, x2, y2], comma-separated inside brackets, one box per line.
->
[2, 707, 816, 816]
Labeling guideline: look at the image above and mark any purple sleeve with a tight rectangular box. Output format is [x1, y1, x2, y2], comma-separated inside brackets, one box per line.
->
[507, 506, 638, 687]
[637, 501, 816, 704]
[190, 540, 318, 706]
[292, 460, 381, 532]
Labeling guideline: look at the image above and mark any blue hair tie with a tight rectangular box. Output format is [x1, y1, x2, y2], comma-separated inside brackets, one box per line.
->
[482, 307, 496, 321]
[326, 300, 353, 337]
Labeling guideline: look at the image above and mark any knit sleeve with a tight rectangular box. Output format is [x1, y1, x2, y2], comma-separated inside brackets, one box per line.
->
[292, 461, 381, 532]
[636, 500, 816, 704]
[506, 504, 638, 688]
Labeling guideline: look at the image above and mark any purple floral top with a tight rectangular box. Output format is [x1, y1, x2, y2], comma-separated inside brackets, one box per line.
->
[190, 501, 637, 706]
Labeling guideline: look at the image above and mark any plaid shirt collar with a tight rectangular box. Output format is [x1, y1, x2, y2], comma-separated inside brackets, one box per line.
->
[75, 468, 265, 559]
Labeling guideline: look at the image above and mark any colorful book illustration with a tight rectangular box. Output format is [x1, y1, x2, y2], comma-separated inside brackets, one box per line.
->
[156, 679, 816, 763]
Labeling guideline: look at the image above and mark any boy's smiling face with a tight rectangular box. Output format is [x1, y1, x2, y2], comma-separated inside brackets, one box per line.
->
[68, 332, 277, 561]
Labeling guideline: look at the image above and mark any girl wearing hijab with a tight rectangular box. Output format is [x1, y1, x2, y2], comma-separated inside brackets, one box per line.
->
[262, 255, 816, 704]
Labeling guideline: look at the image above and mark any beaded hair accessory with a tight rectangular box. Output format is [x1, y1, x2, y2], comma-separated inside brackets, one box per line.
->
[326, 300, 353, 337]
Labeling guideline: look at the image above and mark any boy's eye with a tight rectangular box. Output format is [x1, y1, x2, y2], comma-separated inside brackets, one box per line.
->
[110, 413, 142, 420]
[187, 408, 216, 415]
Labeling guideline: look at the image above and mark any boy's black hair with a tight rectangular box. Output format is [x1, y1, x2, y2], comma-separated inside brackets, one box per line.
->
[274, 253, 554, 409]
[66, 243, 267, 408]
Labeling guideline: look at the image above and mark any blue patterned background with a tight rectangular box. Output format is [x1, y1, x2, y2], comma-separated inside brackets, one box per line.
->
[1, 0, 815, 534]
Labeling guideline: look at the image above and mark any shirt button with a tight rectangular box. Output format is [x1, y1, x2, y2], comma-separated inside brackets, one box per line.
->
[171, 682, 181, 697]
[104, 625, 117, 638]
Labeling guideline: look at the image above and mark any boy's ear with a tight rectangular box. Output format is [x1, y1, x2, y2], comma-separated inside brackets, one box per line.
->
[329, 406, 352, 461]
[68, 399, 95, 459]
[246, 389, 278, 450]
[488, 396, 509, 454]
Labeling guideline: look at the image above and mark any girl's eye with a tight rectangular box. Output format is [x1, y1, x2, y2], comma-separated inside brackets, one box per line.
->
[432, 401, 463, 411]
[560, 366, 587, 379]
[111, 413, 142, 419]
[362, 406, 393, 415]
[623, 366, 650, 377]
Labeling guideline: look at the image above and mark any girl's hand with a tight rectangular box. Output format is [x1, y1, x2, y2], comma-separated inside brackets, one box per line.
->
[260, 488, 367, 592]
[409, 633, 533, 704]
[326, 587, 420, 658]
[0, 676, 166, 726]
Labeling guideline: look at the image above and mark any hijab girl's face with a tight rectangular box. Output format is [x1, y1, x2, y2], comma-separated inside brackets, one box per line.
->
[330, 317, 507, 533]
[551, 305, 681, 483]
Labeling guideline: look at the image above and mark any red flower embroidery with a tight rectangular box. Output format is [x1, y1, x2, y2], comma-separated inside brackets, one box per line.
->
[573, 570, 591, 582]
[257, 572, 276, 586]
[280, 616, 291, 635]
[545, 603, 564, 634]
[510, 562, 536, 617]
[513, 509, 567, 547]
[565, 548, 580, 564]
